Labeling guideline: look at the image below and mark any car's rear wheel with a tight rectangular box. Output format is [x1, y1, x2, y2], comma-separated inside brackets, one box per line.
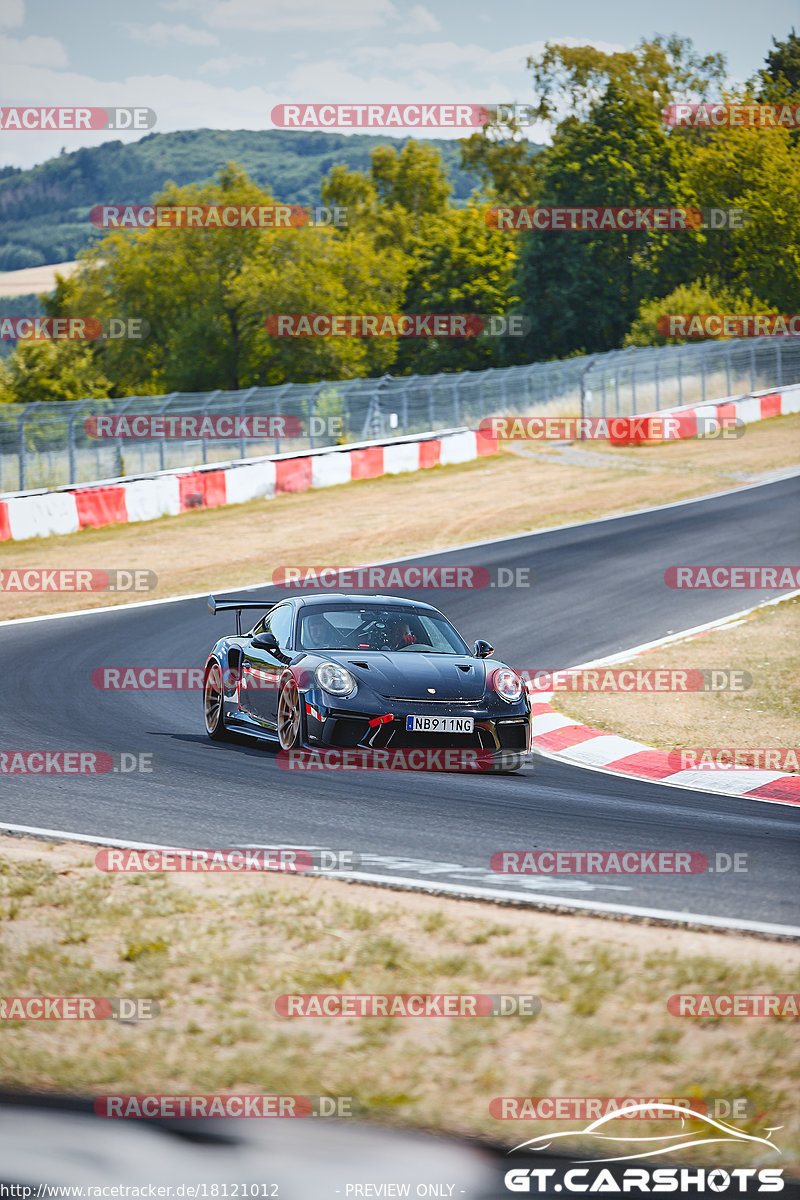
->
[277, 677, 303, 750]
[204, 661, 227, 740]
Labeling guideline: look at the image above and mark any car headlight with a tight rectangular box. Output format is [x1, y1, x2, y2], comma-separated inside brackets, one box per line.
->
[315, 662, 356, 696]
[492, 667, 523, 702]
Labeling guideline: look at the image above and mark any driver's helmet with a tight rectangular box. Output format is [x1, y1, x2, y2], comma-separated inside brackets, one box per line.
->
[391, 616, 417, 648]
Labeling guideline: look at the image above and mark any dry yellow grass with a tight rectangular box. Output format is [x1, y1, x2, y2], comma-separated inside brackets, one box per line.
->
[0, 836, 798, 1166]
[1, 412, 798, 622]
[556, 596, 800, 759]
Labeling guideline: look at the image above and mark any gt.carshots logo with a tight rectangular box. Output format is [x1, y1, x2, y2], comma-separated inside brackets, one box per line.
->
[0, 107, 156, 131]
[275, 993, 540, 1016]
[271, 565, 533, 589]
[0, 569, 156, 593]
[0, 997, 158, 1020]
[665, 566, 800, 588]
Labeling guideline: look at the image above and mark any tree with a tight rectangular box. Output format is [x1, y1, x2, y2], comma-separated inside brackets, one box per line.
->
[0, 338, 110, 405]
[756, 29, 800, 103]
[514, 82, 695, 359]
[625, 278, 776, 345]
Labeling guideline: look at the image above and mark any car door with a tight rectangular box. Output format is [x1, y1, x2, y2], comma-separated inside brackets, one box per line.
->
[241, 604, 294, 726]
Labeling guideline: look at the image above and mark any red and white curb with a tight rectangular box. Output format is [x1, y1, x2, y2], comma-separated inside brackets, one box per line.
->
[529, 593, 800, 807]
[606, 382, 800, 443]
[0, 427, 497, 543]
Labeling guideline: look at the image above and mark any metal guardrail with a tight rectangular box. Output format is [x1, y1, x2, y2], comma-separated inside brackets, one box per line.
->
[1, 337, 798, 493]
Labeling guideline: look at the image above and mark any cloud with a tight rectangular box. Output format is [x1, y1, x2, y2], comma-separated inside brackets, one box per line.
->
[204, 0, 399, 33]
[0, 0, 24, 29]
[124, 22, 220, 47]
[0, 33, 68, 68]
[199, 54, 265, 74]
[396, 5, 440, 35]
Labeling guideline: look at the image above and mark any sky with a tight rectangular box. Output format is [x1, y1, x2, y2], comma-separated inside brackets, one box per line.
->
[0, 0, 795, 169]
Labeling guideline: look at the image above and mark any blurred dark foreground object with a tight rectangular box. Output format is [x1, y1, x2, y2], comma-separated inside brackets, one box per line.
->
[0, 1093, 798, 1199]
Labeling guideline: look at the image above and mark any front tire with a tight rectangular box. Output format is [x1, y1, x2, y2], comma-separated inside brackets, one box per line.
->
[204, 661, 227, 740]
[277, 676, 303, 750]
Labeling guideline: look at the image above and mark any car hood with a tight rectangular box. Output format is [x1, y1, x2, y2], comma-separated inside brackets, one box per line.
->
[319, 651, 488, 701]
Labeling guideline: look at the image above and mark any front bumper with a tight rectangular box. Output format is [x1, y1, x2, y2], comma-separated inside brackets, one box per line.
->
[303, 694, 532, 756]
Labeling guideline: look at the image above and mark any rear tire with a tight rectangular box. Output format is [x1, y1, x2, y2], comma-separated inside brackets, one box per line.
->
[277, 677, 303, 750]
[204, 661, 227, 740]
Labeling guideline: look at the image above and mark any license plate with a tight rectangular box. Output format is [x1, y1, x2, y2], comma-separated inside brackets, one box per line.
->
[405, 715, 474, 733]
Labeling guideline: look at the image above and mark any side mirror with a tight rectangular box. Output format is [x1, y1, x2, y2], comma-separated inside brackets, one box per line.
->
[474, 639, 494, 659]
[251, 631, 280, 653]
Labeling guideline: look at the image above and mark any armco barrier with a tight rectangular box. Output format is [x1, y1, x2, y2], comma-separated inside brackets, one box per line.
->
[0, 428, 497, 543]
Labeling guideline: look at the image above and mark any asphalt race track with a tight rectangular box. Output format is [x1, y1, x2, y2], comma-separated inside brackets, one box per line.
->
[2, 474, 799, 931]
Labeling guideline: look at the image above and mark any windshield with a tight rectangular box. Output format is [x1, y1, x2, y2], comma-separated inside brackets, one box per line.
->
[298, 606, 470, 654]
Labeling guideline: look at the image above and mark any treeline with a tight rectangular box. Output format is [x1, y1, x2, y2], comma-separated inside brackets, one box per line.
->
[1, 30, 797, 403]
[0, 129, 481, 271]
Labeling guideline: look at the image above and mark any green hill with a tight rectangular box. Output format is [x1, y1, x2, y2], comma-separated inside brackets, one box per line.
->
[0, 128, 495, 271]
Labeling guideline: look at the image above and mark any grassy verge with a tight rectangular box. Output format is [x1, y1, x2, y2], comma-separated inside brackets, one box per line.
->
[0, 836, 798, 1167]
[554, 596, 800, 759]
[0, 412, 798, 622]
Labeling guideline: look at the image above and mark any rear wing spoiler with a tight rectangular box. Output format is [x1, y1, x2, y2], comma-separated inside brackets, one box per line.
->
[208, 595, 273, 636]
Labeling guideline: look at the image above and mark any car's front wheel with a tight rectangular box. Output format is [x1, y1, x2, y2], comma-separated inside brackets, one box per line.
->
[277, 676, 303, 750]
[203, 661, 227, 740]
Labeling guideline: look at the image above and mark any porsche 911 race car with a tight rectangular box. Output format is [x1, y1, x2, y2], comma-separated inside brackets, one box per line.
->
[203, 593, 531, 768]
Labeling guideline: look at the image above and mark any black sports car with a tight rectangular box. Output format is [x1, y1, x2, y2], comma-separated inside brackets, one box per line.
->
[203, 593, 531, 768]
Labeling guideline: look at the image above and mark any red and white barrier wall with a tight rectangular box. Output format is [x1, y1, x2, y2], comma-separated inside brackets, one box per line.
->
[611, 382, 800, 443]
[0, 428, 497, 543]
